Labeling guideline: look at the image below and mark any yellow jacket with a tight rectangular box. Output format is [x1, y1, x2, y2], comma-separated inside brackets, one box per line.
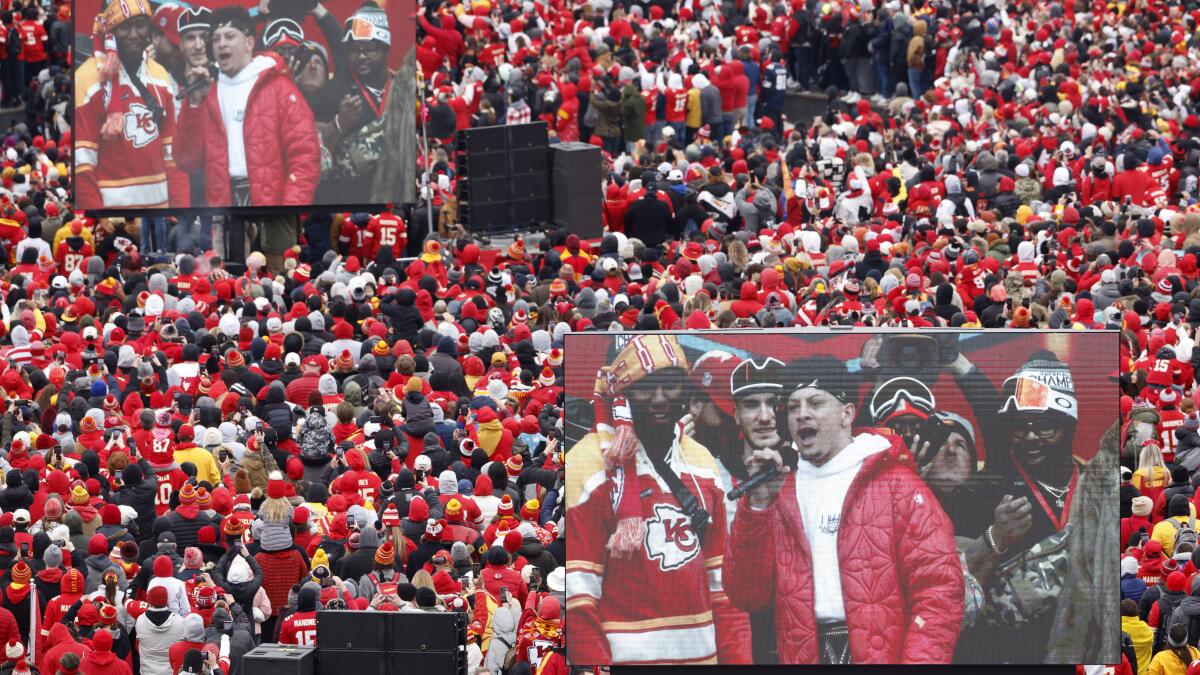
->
[1123, 614, 1154, 675]
[174, 445, 222, 485]
[1152, 513, 1199, 557]
[1134, 466, 1170, 491]
[686, 87, 701, 128]
[52, 222, 94, 254]
[1148, 645, 1199, 675]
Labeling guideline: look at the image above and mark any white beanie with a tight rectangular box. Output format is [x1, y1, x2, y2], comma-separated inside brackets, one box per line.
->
[1121, 556, 1139, 577]
[219, 313, 240, 338]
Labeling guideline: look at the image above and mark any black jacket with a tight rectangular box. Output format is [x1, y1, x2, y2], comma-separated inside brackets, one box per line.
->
[624, 194, 674, 248]
[258, 383, 295, 440]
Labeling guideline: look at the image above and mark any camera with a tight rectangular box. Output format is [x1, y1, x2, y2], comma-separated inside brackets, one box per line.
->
[875, 335, 960, 386]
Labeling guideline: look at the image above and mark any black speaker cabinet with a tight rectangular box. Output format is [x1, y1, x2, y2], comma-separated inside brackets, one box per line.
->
[506, 121, 549, 149]
[315, 610, 389, 651]
[317, 610, 467, 674]
[550, 142, 603, 239]
[243, 644, 316, 675]
[386, 611, 467, 652]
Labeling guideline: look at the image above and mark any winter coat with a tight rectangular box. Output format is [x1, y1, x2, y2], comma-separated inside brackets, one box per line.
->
[258, 384, 295, 441]
[79, 641, 132, 675]
[255, 549, 309, 618]
[517, 538, 558, 580]
[240, 448, 279, 494]
[176, 55, 319, 207]
[84, 554, 127, 594]
[210, 548, 265, 623]
[1176, 427, 1200, 473]
[589, 91, 621, 138]
[146, 573, 190, 617]
[204, 604, 255, 675]
[484, 606, 518, 673]
[134, 609, 186, 675]
[1173, 587, 1200, 648]
[624, 193, 673, 249]
[1123, 573, 1148, 602]
[162, 510, 211, 551]
[725, 435, 963, 663]
[620, 84, 645, 141]
[401, 392, 435, 438]
[113, 468, 157, 537]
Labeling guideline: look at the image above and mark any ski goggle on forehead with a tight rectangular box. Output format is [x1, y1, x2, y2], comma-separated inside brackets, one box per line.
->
[868, 378, 934, 422]
[998, 376, 1078, 420]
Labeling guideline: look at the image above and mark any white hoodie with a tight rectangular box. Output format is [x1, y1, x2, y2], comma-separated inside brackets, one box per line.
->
[147, 574, 192, 617]
[791, 433, 891, 622]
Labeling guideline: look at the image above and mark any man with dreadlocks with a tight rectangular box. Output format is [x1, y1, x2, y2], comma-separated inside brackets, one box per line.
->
[74, 0, 189, 208]
[566, 334, 750, 665]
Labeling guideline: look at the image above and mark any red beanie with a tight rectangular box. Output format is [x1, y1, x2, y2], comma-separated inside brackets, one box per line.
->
[87, 533, 108, 556]
[408, 496, 429, 522]
[147, 586, 169, 608]
[503, 530, 522, 554]
[153, 555, 173, 578]
[267, 479, 287, 500]
[101, 504, 122, 526]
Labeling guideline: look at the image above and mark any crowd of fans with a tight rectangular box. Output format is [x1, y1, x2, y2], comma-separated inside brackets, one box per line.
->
[21, 0, 1200, 668]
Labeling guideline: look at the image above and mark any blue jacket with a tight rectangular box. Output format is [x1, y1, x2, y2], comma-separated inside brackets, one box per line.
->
[1123, 573, 1147, 602]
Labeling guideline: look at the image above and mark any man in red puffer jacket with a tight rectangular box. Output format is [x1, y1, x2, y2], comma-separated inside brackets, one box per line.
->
[725, 355, 963, 664]
[175, 6, 318, 207]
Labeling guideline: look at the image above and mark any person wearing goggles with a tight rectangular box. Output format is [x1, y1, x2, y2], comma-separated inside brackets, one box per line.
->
[958, 351, 1081, 663]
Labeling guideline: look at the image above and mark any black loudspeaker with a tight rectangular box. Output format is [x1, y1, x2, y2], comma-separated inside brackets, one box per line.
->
[315, 610, 389, 651]
[462, 125, 507, 153]
[387, 612, 467, 652]
[456, 123, 550, 233]
[550, 142, 603, 239]
[317, 610, 467, 675]
[243, 645, 316, 675]
[507, 121, 548, 149]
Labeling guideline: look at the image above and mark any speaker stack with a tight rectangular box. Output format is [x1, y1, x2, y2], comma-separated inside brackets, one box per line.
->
[550, 142, 603, 240]
[456, 122, 550, 233]
[316, 610, 467, 675]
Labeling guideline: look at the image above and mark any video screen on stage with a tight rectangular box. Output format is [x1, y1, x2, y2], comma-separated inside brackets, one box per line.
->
[73, 0, 414, 211]
[564, 330, 1118, 666]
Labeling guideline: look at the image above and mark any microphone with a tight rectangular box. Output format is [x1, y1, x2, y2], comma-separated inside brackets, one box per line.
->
[726, 447, 798, 501]
[176, 64, 219, 100]
[727, 467, 779, 501]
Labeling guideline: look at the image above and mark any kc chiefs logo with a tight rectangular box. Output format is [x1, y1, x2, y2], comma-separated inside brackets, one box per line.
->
[644, 503, 700, 571]
[123, 103, 159, 148]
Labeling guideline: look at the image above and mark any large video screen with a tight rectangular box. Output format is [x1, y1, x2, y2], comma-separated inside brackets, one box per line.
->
[74, 0, 414, 211]
[564, 330, 1117, 665]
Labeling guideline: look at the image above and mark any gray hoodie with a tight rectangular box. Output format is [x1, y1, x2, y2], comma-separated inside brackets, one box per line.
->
[483, 606, 517, 673]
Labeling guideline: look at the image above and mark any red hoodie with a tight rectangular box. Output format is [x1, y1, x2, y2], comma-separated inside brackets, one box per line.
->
[729, 281, 764, 318]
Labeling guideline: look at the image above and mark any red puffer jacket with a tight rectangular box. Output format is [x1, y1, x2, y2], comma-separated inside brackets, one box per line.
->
[177, 54, 319, 207]
[724, 440, 963, 664]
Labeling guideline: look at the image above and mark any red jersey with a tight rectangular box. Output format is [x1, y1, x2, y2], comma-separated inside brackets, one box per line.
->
[337, 219, 370, 259]
[340, 469, 382, 503]
[565, 433, 750, 665]
[151, 467, 188, 516]
[1159, 408, 1186, 463]
[279, 610, 318, 645]
[956, 264, 987, 301]
[75, 56, 189, 208]
[366, 212, 406, 260]
[54, 239, 92, 275]
[18, 20, 45, 62]
[665, 88, 688, 123]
